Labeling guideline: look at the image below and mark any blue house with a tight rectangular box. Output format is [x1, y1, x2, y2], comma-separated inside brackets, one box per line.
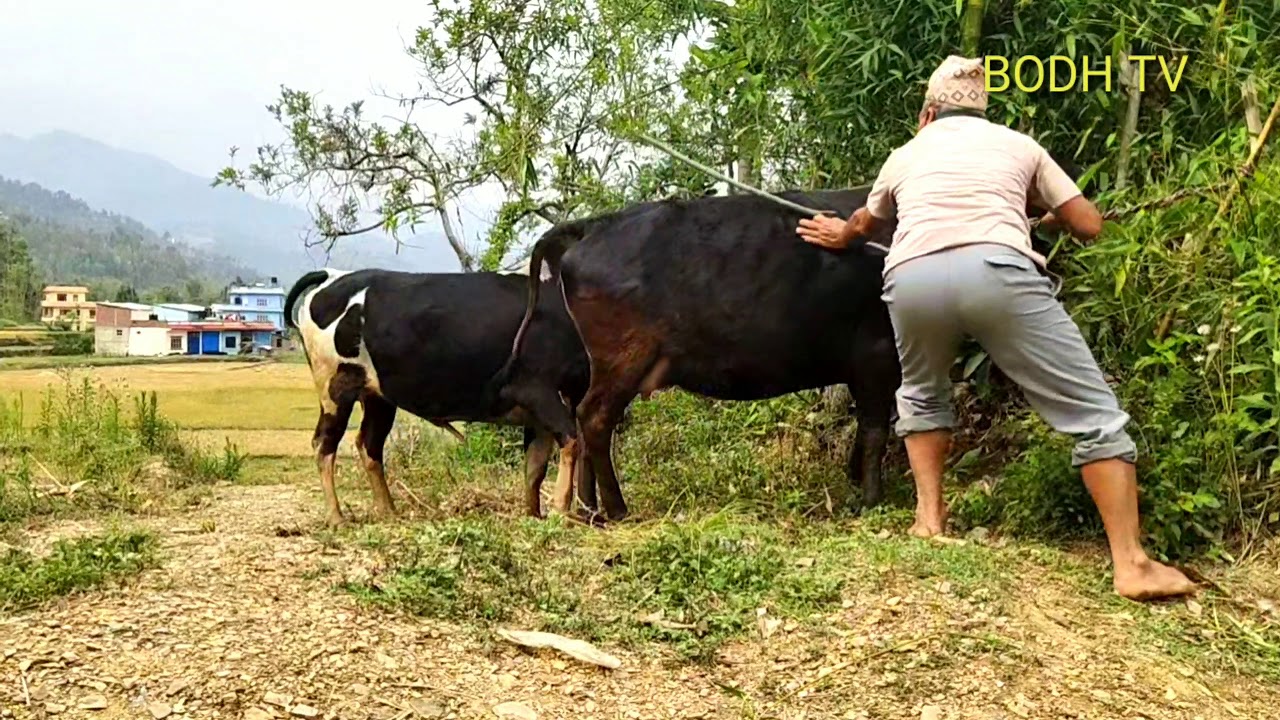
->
[170, 319, 278, 355]
[212, 277, 287, 332]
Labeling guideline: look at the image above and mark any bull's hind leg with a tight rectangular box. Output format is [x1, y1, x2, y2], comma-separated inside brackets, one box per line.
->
[551, 437, 579, 515]
[848, 317, 902, 509]
[574, 349, 660, 522]
[522, 427, 555, 517]
[313, 364, 366, 527]
[356, 393, 398, 519]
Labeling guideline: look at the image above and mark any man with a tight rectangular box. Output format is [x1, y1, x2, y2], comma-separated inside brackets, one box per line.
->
[796, 55, 1197, 601]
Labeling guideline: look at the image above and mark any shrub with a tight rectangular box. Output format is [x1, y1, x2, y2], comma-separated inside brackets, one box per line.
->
[50, 331, 93, 356]
[0, 376, 246, 524]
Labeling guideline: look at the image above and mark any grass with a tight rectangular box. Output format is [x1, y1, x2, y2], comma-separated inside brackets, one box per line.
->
[0, 353, 263, 371]
[0, 361, 338, 431]
[3, 358, 1275, 689]
[0, 373, 249, 526]
[337, 505, 1009, 663]
[0, 530, 159, 611]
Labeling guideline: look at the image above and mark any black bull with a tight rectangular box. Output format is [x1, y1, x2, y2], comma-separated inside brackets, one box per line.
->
[494, 187, 902, 521]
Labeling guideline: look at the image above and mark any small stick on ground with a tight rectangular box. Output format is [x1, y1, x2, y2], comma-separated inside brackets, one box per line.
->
[777, 631, 944, 703]
[392, 479, 429, 513]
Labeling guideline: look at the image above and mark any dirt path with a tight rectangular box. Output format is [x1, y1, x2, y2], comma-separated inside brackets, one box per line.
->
[1, 484, 728, 720]
[2, 482, 1277, 720]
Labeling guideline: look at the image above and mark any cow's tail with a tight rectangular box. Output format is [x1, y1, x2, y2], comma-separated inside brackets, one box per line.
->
[284, 270, 331, 331]
[488, 218, 592, 395]
[283, 270, 334, 372]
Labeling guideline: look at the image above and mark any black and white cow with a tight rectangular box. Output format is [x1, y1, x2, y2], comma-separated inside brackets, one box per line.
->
[285, 267, 589, 526]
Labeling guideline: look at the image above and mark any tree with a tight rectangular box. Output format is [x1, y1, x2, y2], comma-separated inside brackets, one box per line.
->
[114, 284, 139, 303]
[184, 278, 207, 304]
[0, 221, 40, 321]
[143, 286, 183, 304]
[217, 0, 704, 271]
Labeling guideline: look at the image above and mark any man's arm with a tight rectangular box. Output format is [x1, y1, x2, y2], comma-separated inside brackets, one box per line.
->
[835, 206, 887, 246]
[1032, 147, 1102, 241]
[844, 156, 896, 243]
[796, 150, 898, 249]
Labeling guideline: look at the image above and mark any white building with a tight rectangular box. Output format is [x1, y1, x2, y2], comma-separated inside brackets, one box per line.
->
[93, 302, 177, 357]
[153, 303, 207, 322]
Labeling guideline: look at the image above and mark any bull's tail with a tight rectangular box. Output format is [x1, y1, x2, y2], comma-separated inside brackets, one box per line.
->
[284, 269, 332, 331]
[488, 218, 592, 395]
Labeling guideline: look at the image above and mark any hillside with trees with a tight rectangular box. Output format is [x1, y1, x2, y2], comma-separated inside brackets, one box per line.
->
[0, 131, 465, 277]
[0, 177, 258, 308]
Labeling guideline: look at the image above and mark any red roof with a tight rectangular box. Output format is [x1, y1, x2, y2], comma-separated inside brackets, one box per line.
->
[168, 321, 278, 332]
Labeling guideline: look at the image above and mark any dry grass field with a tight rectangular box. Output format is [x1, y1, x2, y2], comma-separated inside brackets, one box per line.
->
[0, 360, 348, 457]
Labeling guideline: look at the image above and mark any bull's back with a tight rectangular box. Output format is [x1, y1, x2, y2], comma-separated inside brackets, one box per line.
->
[561, 191, 890, 398]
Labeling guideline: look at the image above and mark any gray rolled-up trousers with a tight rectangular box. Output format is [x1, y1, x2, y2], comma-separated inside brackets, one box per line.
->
[881, 242, 1136, 467]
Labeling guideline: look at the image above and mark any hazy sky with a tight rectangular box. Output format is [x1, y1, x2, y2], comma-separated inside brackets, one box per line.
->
[1, 0, 442, 178]
[0, 0, 526, 260]
[2, 0, 432, 174]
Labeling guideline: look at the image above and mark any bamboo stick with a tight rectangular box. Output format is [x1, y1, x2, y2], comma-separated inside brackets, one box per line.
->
[1243, 76, 1262, 153]
[1181, 93, 1280, 257]
[1115, 53, 1144, 190]
[631, 132, 892, 255]
[961, 0, 986, 57]
[1209, 93, 1280, 218]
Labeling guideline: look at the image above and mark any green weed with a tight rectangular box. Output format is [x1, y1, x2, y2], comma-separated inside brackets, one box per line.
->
[0, 376, 246, 525]
[0, 530, 159, 611]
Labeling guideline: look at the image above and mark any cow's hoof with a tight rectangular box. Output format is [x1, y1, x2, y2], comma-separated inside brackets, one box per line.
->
[570, 509, 608, 528]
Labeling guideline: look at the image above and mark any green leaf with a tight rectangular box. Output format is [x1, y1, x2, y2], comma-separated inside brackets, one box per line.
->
[1179, 7, 1204, 26]
[962, 350, 988, 379]
[1228, 364, 1269, 375]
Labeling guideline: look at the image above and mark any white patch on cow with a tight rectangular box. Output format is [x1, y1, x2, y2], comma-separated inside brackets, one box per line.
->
[499, 256, 552, 280]
[297, 269, 383, 414]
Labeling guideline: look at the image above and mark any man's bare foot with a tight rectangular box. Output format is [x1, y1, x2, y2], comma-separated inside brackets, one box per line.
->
[1113, 558, 1199, 601]
[908, 508, 948, 538]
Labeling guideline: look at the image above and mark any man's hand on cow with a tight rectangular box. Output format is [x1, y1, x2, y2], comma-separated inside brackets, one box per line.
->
[796, 213, 850, 249]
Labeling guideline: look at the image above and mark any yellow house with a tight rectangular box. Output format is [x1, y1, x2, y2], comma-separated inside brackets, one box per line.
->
[40, 285, 97, 330]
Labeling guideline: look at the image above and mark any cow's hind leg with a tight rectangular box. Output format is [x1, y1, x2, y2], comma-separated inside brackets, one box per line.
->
[356, 393, 398, 519]
[501, 380, 578, 442]
[312, 410, 348, 527]
[313, 364, 366, 527]
[574, 350, 658, 522]
[551, 437, 579, 515]
[848, 319, 902, 510]
[573, 442, 600, 519]
[523, 427, 555, 517]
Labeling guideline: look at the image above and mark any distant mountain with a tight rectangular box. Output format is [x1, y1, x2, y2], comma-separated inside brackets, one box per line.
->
[0, 176, 255, 291]
[0, 131, 464, 284]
